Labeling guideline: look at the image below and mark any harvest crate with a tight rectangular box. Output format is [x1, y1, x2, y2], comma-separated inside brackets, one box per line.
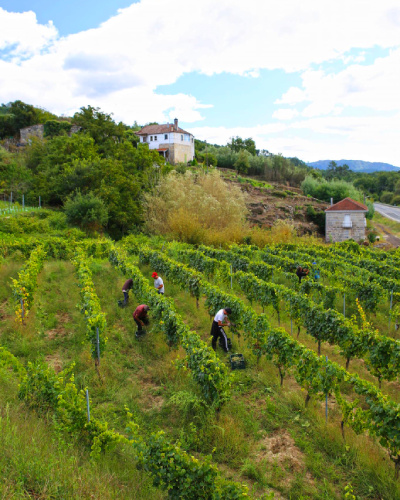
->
[230, 353, 245, 370]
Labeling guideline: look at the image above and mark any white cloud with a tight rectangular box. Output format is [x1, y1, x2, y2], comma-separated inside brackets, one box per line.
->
[191, 112, 400, 166]
[1, 0, 400, 123]
[0, 8, 57, 59]
[1, 0, 400, 163]
[277, 48, 400, 118]
[272, 109, 299, 121]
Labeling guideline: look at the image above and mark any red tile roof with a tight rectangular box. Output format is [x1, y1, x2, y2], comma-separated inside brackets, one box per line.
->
[325, 197, 368, 212]
[136, 124, 192, 135]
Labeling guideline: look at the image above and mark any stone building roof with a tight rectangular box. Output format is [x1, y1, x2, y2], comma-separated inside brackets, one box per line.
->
[136, 123, 192, 136]
[325, 197, 368, 212]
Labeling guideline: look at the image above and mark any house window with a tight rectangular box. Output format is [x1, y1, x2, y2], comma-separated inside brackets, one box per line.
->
[181, 134, 183, 141]
[154, 136, 157, 140]
[342, 214, 352, 228]
[142, 136, 147, 142]
[164, 134, 168, 140]
[191, 137, 194, 143]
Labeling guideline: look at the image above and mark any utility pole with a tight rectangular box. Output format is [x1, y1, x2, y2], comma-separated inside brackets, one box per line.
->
[206, 140, 208, 174]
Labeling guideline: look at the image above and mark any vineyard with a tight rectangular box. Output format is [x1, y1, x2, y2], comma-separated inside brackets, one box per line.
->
[2, 222, 400, 498]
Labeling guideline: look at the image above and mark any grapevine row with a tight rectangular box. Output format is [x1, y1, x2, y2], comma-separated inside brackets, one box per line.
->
[0, 346, 248, 499]
[109, 246, 233, 411]
[10, 246, 47, 323]
[71, 249, 108, 362]
[135, 244, 400, 469]
[172, 245, 400, 385]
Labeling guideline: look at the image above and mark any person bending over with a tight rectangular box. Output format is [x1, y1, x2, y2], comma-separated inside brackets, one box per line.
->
[211, 307, 232, 353]
[122, 278, 133, 305]
[133, 304, 150, 333]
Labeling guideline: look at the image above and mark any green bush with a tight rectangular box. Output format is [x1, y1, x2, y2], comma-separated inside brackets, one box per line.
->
[306, 205, 325, 233]
[391, 195, 400, 206]
[272, 190, 287, 198]
[380, 191, 393, 204]
[64, 192, 108, 232]
[301, 176, 362, 203]
[47, 212, 68, 229]
[43, 120, 72, 138]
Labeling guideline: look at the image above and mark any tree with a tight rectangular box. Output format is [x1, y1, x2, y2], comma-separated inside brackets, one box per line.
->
[72, 106, 125, 155]
[0, 100, 57, 138]
[228, 136, 257, 155]
[0, 147, 31, 194]
[234, 150, 250, 175]
[64, 191, 108, 232]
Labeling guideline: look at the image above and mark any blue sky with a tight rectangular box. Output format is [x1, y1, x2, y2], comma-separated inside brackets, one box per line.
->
[1, 0, 400, 164]
[0, 0, 138, 35]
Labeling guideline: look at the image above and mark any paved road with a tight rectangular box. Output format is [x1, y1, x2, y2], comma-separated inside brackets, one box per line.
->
[374, 203, 400, 222]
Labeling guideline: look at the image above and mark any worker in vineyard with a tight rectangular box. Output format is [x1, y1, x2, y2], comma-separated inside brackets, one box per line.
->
[122, 278, 133, 305]
[152, 272, 165, 295]
[296, 266, 309, 283]
[312, 262, 320, 281]
[211, 307, 232, 353]
[133, 304, 150, 334]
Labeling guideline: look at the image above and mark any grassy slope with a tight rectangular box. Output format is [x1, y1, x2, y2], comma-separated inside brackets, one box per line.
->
[0, 258, 164, 500]
[1, 253, 400, 499]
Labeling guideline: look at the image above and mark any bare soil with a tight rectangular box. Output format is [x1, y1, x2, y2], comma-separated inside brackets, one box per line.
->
[224, 175, 328, 236]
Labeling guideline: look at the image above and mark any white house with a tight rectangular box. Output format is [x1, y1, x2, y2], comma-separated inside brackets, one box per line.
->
[325, 197, 368, 243]
[135, 118, 195, 165]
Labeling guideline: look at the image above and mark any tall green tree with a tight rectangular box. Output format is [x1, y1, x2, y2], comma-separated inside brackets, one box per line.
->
[234, 150, 250, 175]
[228, 136, 257, 155]
[72, 106, 126, 155]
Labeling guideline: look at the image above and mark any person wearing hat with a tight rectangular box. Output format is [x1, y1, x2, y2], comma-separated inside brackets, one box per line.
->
[152, 272, 164, 295]
[312, 262, 320, 281]
[122, 278, 133, 305]
[211, 307, 232, 353]
[133, 304, 150, 333]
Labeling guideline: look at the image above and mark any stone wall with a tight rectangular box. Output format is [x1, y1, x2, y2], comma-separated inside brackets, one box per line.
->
[325, 211, 366, 243]
[19, 123, 81, 145]
[20, 124, 44, 144]
[167, 143, 194, 164]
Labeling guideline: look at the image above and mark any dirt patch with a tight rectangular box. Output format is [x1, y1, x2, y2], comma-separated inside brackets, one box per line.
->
[137, 370, 165, 412]
[45, 354, 63, 373]
[374, 223, 400, 248]
[46, 312, 72, 339]
[0, 299, 11, 320]
[255, 430, 305, 473]
[57, 312, 72, 323]
[223, 174, 327, 236]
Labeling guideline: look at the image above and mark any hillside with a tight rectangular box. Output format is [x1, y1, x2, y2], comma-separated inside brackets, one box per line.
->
[308, 159, 400, 173]
[2, 209, 400, 499]
[220, 169, 327, 236]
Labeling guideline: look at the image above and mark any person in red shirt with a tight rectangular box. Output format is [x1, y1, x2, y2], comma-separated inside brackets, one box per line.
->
[133, 304, 150, 333]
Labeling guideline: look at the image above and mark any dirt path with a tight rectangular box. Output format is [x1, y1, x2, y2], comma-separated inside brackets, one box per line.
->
[375, 223, 400, 247]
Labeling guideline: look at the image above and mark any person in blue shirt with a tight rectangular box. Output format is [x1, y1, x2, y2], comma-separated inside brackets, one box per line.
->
[312, 262, 320, 281]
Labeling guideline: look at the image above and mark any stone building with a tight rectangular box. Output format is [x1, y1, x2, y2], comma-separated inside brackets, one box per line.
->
[19, 123, 81, 145]
[135, 118, 194, 164]
[325, 197, 368, 243]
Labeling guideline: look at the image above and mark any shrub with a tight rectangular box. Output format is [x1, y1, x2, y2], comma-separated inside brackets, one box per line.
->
[391, 195, 400, 206]
[47, 212, 68, 229]
[64, 192, 108, 232]
[144, 170, 248, 243]
[306, 205, 326, 233]
[380, 191, 393, 204]
[301, 176, 362, 203]
[43, 120, 72, 138]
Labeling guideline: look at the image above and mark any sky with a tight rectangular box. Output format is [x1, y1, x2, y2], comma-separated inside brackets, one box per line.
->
[1, 0, 400, 165]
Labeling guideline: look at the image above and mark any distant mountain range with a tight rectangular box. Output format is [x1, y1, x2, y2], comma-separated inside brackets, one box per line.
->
[307, 160, 400, 173]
